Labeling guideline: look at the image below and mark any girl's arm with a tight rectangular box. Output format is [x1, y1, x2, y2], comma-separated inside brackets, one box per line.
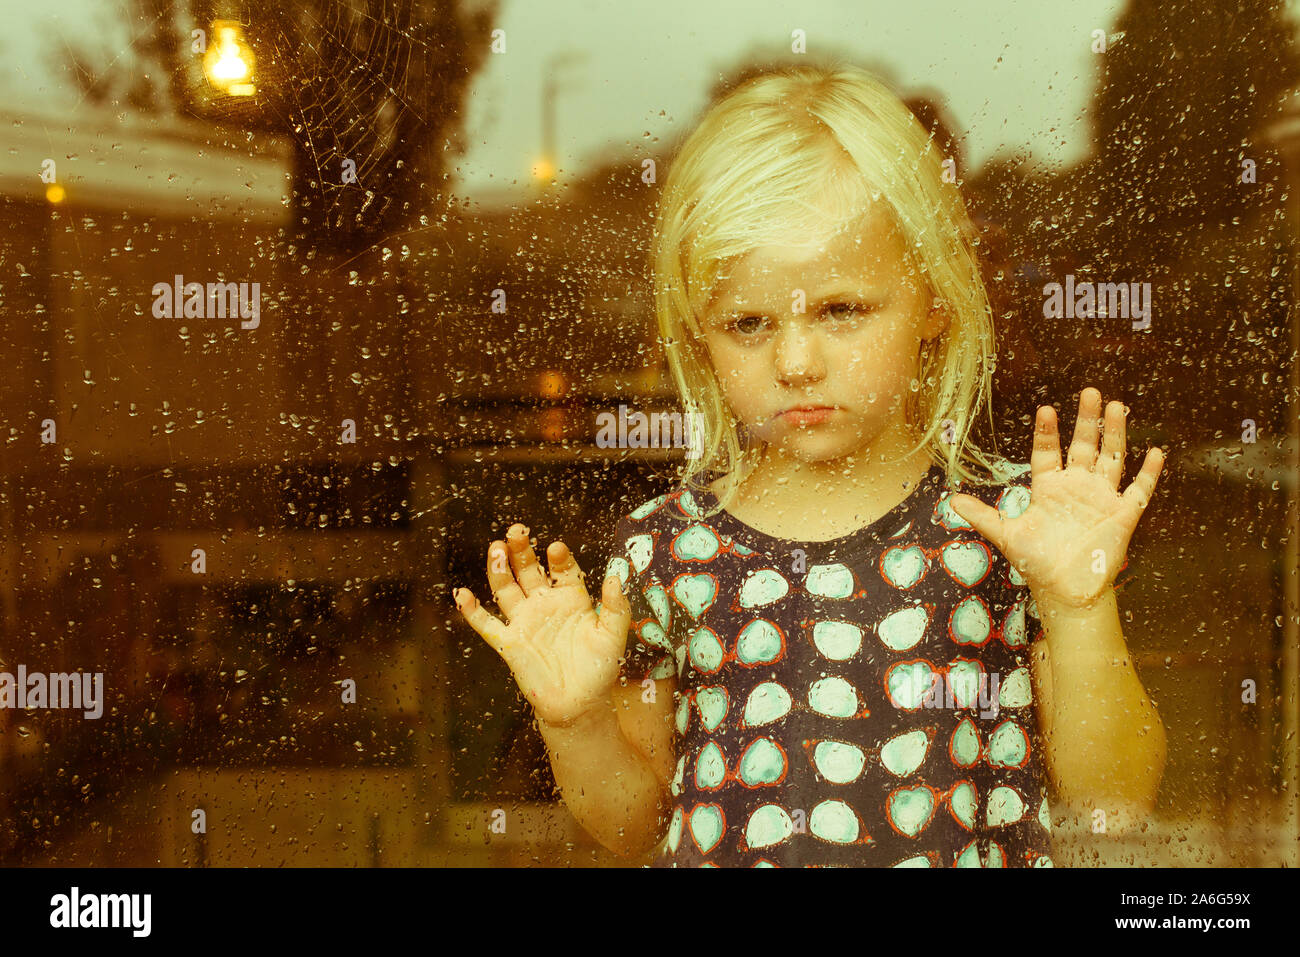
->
[1031, 589, 1167, 834]
[455, 523, 672, 858]
[949, 386, 1168, 835]
[537, 687, 673, 858]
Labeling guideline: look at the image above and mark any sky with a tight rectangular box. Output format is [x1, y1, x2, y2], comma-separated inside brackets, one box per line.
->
[2, 0, 1297, 209]
[458, 0, 1132, 198]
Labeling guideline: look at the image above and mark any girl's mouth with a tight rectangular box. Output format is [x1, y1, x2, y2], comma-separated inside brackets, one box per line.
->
[780, 407, 836, 426]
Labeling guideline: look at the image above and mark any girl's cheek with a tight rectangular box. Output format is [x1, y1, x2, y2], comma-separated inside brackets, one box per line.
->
[747, 419, 781, 445]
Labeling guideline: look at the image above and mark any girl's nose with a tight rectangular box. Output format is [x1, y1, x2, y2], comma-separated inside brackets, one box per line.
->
[774, 321, 825, 383]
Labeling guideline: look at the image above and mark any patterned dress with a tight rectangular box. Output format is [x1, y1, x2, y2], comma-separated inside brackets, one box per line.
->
[602, 461, 1133, 867]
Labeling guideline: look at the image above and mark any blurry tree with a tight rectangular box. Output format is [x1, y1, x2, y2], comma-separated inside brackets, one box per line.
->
[1088, 0, 1300, 263]
[59, 0, 500, 252]
[1076, 0, 1300, 437]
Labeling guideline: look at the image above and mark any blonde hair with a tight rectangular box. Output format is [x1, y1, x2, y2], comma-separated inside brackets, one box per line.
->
[651, 60, 1020, 517]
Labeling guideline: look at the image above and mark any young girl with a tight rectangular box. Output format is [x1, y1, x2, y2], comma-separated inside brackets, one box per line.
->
[454, 62, 1167, 867]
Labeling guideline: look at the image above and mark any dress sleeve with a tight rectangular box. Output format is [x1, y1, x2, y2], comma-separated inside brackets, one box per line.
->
[601, 514, 678, 685]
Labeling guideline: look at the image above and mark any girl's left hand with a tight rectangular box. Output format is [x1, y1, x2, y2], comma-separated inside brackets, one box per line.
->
[948, 387, 1165, 610]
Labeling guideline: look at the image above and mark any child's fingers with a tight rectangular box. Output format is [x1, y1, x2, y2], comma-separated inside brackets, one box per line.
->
[596, 573, 632, 649]
[949, 493, 1006, 555]
[1120, 447, 1164, 519]
[545, 540, 591, 601]
[486, 540, 526, 620]
[454, 586, 549, 692]
[1097, 399, 1126, 491]
[1065, 386, 1103, 471]
[1030, 405, 1063, 479]
[454, 587, 511, 653]
[505, 523, 551, 595]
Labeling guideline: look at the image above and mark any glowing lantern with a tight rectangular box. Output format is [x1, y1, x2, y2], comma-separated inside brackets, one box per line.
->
[204, 22, 256, 96]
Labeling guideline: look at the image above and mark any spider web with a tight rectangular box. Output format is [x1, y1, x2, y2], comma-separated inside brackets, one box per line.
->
[202, 0, 484, 249]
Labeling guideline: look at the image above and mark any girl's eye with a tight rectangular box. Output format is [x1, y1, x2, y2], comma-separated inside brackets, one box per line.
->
[726, 316, 770, 336]
[723, 303, 875, 337]
[824, 302, 874, 320]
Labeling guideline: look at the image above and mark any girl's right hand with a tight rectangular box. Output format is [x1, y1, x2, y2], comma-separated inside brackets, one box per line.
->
[454, 523, 635, 729]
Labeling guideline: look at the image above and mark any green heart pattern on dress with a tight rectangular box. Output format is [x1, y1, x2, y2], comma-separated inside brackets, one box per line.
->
[695, 740, 727, 789]
[807, 675, 863, 718]
[809, 799, 863, 843]
[744, 804, 794, 849]
[672, 572, 717, 620]
[986, 720, 1029, 768]
[694, 686, 728, 731]
[996, 484, 1031, 520]
[737, 737, 786, 786]
[949, 716, 981, 767]
[985, 785, 1027, 827]
[940, 540, 990, 587]
[805, 562, 854, 599]
[638, 617, 672, 652]
[626, 533, 653, 575]
[877, 603, 928, 651]
[812, 739, 867, 783]
[603, 554, 630, 589]
[689, 803, 725, 853]
[949, 595, 991, 646]
[935, 492, 971, 530]
[885, 660, 935, 710]
[666, 805, 684, 852]
[736, 619, 784, 664]
[880, 544, 928, 589]
[738, 568, 790, 608]
[946, 659, 984, 709]
[742, 681, 792, 726]
[644, 582, 672, 633]
[999, 667, 1032, 708]
[688, 625, 726, 673]
[885, 784, 937, 837]
[1002, 597, 1031, 646]
[954, 841, 982, 867]
[879, 728, 929, 777]
[673, 524, 721, 563]
[678, 489, 705, 520]
[949, 780, 976, 829]
[811, 619, 863, 660]
[631, 493, 668, 520]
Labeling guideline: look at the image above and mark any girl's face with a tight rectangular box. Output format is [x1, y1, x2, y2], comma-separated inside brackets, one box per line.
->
[699, 201, 949, 467]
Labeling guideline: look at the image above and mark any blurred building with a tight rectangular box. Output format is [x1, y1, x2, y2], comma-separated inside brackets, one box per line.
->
[0, 101, 682, 865]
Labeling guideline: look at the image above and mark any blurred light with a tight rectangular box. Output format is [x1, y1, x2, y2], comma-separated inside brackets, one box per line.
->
[539, 407, 567, 442]
[204, 22, 257, 96]
[532, 156, 556, 181]
[45, 184, 66, 204]
[538, 370, 567, 399]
